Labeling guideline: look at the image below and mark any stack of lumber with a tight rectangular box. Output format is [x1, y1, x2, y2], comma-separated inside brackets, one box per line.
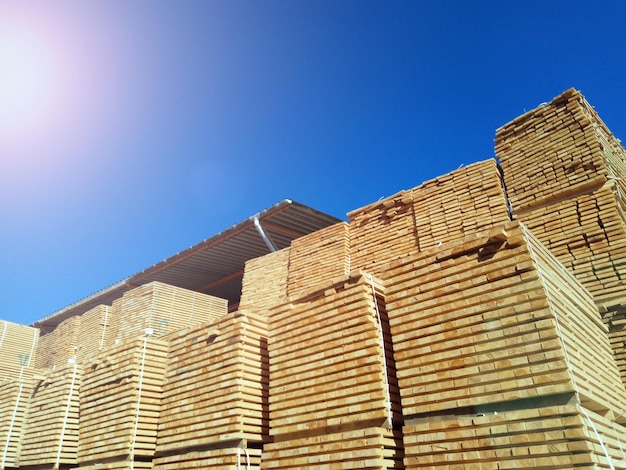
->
[76, 304, 119, 362]
[155, 310, 268, 469]
[154, 447, 262, 470]
[0, 376, 36, 469]
[403, 404, 626, 469]
[239, 248, 290, 316]
[263, 271, 404, 469]
[519, 181, 626, 308]
[78, 336, 168, 466]
[79, 459, 153, 470]
[495, 88, 626, 213]
[114, 282, 227, 343]
[348, 159, 509, 277]
[286, 222, 350, 297]
[35, 315, 81, 370]
[262, 428, 404, 470]
[495, 88, 626, 310]
[19, 361, 81, 468]
[384, 221, 626, 421]
[383, 221, 626, 468]
[0, 320, 39, 381]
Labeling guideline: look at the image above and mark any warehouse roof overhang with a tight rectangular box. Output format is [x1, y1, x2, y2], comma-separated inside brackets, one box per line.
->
[33, 199, 342, 330]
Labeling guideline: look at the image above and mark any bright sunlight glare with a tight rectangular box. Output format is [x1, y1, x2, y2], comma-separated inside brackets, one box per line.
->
[0, 20, 60, 139]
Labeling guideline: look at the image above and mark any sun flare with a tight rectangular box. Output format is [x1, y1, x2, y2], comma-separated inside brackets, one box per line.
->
[0, 19, 61, 140]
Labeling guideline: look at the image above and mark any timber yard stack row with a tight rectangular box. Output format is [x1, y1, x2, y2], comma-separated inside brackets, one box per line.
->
[1, 88, 626, 469]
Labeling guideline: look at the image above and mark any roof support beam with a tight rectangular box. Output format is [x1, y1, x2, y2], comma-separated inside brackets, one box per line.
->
[253, 216, 277, 252]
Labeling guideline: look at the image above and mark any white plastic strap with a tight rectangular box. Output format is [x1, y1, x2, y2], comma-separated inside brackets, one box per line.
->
[0, 321, 7, 351]
[129, 335, 149, 469]
[55, 356, 78, 470]
[99, 306, 109, 350]
[2, 366, 25, 469]
[369, 274, 393, 429]
[27, 328, 37, 367]
[579, 405, 616, 470]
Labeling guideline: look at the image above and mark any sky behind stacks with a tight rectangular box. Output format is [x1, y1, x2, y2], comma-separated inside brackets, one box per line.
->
[1, 0, 625, 325]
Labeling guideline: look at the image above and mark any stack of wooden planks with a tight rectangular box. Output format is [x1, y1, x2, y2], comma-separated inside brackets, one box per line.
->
[0, 375, 36, 469]
[348, 159, 510, 278]
[35, 315, 81, 370]
[18, 361, 80, 468]
[519, 181, 626, 308]
[262, 271, 404, 469]
[114, 282, 228, 343]
[403, 405, 626, 469]
[154, 310, 268, 469]
[0, 320, 39, 381]
[239, 248, 290, 316]
[495, 88, 626, 310]
[78, 336, 168, 468]
[77, 304, 118, 362]
[382, 220, 626, 468]
[495, 88, 626, 384]
[496, 88, 626, 214]
[286, 222, 350, 297]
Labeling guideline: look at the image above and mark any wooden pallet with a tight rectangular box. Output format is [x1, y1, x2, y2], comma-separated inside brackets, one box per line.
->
[348, 159, 510, 277]
[19, 361, 80, 467]
[78, 336, 168, 465]
[156, 311, 269, 453]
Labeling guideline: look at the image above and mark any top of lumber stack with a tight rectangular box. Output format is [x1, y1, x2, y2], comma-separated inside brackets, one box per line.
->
[0, 320, 39, 381]
[114, 281, 228, 342]
[348, 159, 510, 277]
[496, 88, 626, 214]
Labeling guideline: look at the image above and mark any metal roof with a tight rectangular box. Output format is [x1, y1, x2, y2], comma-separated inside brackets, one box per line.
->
[33, 199, 342, 330]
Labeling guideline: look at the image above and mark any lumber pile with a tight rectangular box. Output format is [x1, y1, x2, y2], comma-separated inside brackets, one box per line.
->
[34, 314, 80, 370]
[114, 282, 227, 343]
[77, 304, 119, 362]
[18, 361, 80, 468]
[496, 88, 626, 383]
[384, 221, 626, 419]
[383, 221, 626, 468]
[348, 159, 510, 277]
[154, 310, 268, 469]
[0, 320, 39, 381]
[154, 447, 262, 470]
[495, 88, 626, 309]
[403, 404, 626, 469]
[496, 88, 626, 214]
[78, 335, 168, 467]
[286, 222, 350, 297]
[262, 271, 404, 469]
[239, 248, 290, 316]
[0, 376, 36, 469]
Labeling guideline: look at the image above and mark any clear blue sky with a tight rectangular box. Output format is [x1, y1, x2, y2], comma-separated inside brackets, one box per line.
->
[1, 1, 625, 326]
